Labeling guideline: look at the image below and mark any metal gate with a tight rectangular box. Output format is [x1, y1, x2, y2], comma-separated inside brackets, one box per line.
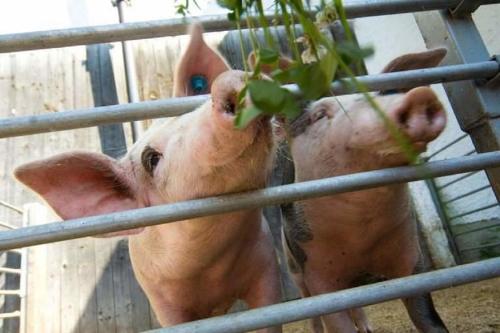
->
[0, 1, 499, 332]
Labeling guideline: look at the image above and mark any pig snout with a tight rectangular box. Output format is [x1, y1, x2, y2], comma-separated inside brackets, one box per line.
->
[388, 87, 446, 150]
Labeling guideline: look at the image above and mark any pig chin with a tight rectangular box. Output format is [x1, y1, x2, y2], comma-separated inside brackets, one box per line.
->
[377, 140, 429, 166]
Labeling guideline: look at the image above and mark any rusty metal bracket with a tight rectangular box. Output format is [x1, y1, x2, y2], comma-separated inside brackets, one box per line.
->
[450, 0, 482, 17]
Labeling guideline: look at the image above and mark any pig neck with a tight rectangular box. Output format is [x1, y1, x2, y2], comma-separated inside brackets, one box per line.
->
[129, 209, 265, 279]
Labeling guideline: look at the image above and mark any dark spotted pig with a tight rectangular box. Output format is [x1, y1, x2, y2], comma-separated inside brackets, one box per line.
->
[280, 49, 450, 333]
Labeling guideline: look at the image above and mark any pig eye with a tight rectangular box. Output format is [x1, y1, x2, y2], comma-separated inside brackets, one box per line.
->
[190, 75, 209, 95]
[310, 106, 329, 123]
[141, 146, 162, 177]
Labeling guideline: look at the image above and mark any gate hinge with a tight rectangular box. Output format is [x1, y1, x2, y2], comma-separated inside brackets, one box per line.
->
[484, 55, 500, 89]
[450, 0, 481, 17]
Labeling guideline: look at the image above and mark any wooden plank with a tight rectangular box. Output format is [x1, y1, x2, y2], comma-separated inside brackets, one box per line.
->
[60, 235, 80, 333]
[125, 241, 152, 332]
[76, 237, 98, 333]
[44, 227, 61, 333]
[94, 238, 117, 333]
[112, 238, 134, 333]
[24, 204, 50, 333]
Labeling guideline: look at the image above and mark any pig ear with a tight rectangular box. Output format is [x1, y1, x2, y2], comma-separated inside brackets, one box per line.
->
[173, 23, 230, 97]
[14, 152, 143, 236]
[381, 48, 447, 73]
[247, 51, 294, 76]
[380, 48, 447, 94]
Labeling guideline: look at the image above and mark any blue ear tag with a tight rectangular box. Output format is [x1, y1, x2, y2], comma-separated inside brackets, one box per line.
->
[190, 75, 208, 95]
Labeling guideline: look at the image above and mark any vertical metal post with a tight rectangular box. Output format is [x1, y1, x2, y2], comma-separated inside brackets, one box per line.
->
[415, 6, 500, 201]
[115, 0, 143, 142]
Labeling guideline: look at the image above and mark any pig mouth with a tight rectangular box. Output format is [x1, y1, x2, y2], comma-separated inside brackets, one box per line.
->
[412, 141, 428, 153]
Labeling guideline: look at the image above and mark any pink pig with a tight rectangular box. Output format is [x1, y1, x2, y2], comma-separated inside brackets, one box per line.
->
[15, 24, 282, 331]
[278, 49, 450, 333]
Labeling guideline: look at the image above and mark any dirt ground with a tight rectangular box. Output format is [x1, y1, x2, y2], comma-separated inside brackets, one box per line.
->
[281, 277, 500, 333]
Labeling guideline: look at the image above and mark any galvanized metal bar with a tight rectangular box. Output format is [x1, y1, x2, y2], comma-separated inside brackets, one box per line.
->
[415, 9, 500, 200]
[454, 221, 500, 237]
[448, 202, 499, 220]
[0, 267, 21, 274]
[0, 311, 21, 319]
[3, 0, 500, 53]
[425, 133, 468, 160]
[425, 178, 462, 263]
[0, 61, 498, 139]
[443, 184, 491, 204]
[437, 171, 479, 190]
[144, 257, 500, 333]
[116, 0, 143, 142]
[0, 152, 499, 251]
[460, 240, 500, 252]
[0, 221, 17, 230]
[0, 200, 23, 214]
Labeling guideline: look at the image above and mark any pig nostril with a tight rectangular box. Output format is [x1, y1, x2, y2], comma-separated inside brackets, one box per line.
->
[223, 101, 236, 115]
[398, 110, 409, 127]
[426, 104, 439, 124]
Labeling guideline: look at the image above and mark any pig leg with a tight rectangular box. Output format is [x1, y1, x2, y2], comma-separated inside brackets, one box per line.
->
[149, 301, 197, 327]
[281, 229, 324, 333]
[320, 311, 357, 333]
[242, 262, 283, 333]
[401, 257, 448, 333]
[402, 295, 448, 333]
[349, 308, 373, 333]
[385, 248, 448, 333]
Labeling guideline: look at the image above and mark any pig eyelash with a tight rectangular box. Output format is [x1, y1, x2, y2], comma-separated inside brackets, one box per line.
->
[141, 146, 163, 177]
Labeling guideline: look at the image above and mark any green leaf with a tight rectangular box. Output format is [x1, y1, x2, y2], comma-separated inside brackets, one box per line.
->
[216, 0, 241, 10]
[227, 12, 237, 21]
[234, 106, 262, 129]
[336, 42, 374, 62]
[258, 48, 279, 64]
[281, 92, 302, 120]
[247, 80, 286, 113]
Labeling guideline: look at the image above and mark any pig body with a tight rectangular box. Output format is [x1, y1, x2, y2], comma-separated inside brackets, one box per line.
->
[15, 25, 282, 331]
[281, 50, 449, 333]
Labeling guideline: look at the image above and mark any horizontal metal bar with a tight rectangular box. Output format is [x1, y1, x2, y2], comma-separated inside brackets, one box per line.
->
[3, 0, 498, 53]
[460, 240, 500, 252]
[0, 311, 21, 319]
[437, 170, 479, 189]
[145, 257, 500, 333]
[0, 290, 21, 296]
[426, 133, 468, 160]
[444, 184, 491, 204]
[0, 152, 499, 251]
[0, 200, 23, 214]
[0, 222, 17, 230]
[449, 203, 499, 220]
[0, 267, 21, 274]
[454, 221, 500, 237]
[1, 61, 498, 139]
